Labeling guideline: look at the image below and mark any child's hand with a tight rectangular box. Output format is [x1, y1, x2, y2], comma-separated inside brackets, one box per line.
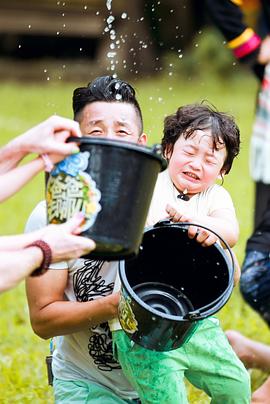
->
[166, 204, 218, 247]
[166, 204, 191, 223]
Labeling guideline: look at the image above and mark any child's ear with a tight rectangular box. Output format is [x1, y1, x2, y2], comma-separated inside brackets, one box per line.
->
[164, 147, 172, 160]
[138, 132, 148, 145]
[218, 168, 226, 180]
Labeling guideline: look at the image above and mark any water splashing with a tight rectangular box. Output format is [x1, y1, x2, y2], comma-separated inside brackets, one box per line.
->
[106, 0, 112, 11]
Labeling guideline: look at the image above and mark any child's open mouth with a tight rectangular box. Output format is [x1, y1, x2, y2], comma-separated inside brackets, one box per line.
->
[183, 171, 200, 181]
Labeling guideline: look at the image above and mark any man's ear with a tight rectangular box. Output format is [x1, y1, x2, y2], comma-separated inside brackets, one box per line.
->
[138, 132, 148, 145]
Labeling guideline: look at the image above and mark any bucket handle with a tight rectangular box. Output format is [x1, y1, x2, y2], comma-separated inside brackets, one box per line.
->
[151, 144, 167, 170]
[154, 219, 235, 321]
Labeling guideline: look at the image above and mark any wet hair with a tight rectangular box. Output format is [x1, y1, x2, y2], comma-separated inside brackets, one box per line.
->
[162, 102, 240, 174]
[72, 75, 143, 133]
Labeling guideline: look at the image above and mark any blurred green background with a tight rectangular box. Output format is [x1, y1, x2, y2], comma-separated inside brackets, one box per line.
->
[0, 7, 269, 404]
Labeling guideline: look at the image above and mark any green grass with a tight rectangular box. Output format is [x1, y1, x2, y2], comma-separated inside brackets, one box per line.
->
[0, 71, 268, 403]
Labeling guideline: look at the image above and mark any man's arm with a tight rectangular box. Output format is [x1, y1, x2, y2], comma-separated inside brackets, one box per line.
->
[26, 269, 119, 339]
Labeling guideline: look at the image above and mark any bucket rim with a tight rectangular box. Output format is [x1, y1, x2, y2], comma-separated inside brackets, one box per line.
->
[68, 136, 165, 168]
[119, 222, 235, 321]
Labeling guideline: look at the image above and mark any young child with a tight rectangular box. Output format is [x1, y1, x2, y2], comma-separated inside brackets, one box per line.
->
[110, 103, 251, 403]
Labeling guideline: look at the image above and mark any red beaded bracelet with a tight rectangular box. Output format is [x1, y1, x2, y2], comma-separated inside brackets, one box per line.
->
[28, 240, 52, 277]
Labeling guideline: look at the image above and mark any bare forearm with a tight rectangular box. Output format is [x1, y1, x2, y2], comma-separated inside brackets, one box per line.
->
[0, 157, 44, 202]
[0, 136, 29, 173]
[0, 228, 46, 251]
[29, 293, 120, 339]
[0, 247, 43, 292]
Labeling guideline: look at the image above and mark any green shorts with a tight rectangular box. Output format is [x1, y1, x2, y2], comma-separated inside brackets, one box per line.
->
[53, 378, 140, 404]
[113, 317, 251, 404]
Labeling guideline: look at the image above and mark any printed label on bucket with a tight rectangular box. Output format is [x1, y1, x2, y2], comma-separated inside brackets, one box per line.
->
[46, 152, 101, 231]
[119, 291, 138, 334]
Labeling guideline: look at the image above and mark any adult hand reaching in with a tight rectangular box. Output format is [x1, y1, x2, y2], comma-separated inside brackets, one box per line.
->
[40, 212, 96, 263]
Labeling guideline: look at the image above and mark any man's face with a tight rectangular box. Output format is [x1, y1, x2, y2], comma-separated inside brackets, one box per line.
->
[78, 101, 147, 145]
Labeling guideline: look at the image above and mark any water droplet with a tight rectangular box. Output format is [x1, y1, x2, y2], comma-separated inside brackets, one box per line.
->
[96, 11, 100, 15]
[107, 51, 116, 58]
[107, 15, 115, 25]
[28, 24, 31, 29]
[121, 12, 127, 19]
[106, 0, 112, 10]
[115, 94, 122, 100]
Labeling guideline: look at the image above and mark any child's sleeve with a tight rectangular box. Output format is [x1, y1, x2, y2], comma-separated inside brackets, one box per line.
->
[208, 186, 236, 216]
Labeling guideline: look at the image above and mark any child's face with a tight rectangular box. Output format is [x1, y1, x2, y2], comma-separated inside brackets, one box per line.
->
[166, 129, 227, 195]
[78, 101, 147, 145]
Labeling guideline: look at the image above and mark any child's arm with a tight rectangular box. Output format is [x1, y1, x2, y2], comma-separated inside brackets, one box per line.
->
[166, 204, 239, 248]
[230, 249, 241, 286]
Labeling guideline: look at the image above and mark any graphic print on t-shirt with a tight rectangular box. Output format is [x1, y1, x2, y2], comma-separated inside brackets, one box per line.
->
[73, 259, 121, 371]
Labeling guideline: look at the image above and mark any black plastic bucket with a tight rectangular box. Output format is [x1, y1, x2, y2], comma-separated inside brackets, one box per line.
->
[118, 220, 235, 351]
[46, 137, 165, 260]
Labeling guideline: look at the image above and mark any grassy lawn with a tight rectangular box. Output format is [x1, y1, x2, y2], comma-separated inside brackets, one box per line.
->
[0, 71, 268, 403]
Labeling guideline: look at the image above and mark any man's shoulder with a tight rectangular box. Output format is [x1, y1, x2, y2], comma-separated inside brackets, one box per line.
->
[25, 200, 47, 233]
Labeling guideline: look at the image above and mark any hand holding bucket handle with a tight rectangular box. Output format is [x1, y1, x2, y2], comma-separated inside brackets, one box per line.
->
[153, 219, 235, 321]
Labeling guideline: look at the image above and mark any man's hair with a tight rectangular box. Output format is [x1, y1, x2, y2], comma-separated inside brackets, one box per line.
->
[162, 102, 240, 174]
[72, 75, 143, 132]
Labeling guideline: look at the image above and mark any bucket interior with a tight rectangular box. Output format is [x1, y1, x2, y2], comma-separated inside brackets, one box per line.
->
[133, 282, 194, 317]
[123, 225, 231, 313]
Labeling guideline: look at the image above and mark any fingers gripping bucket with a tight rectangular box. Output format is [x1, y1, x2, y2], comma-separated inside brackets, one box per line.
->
[46, 138, 165, 260]
[118, 221, 235, 351]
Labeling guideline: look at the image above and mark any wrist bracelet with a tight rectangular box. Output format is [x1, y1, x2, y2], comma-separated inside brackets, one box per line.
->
[28, 240, 52, 277]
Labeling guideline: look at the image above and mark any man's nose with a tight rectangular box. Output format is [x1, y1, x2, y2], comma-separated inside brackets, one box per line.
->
[106, 131, 117, 139]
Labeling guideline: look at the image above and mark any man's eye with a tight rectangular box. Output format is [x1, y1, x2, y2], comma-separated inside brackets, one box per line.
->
[117, 130, 129, 136]
[90, 130, 102, 135]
